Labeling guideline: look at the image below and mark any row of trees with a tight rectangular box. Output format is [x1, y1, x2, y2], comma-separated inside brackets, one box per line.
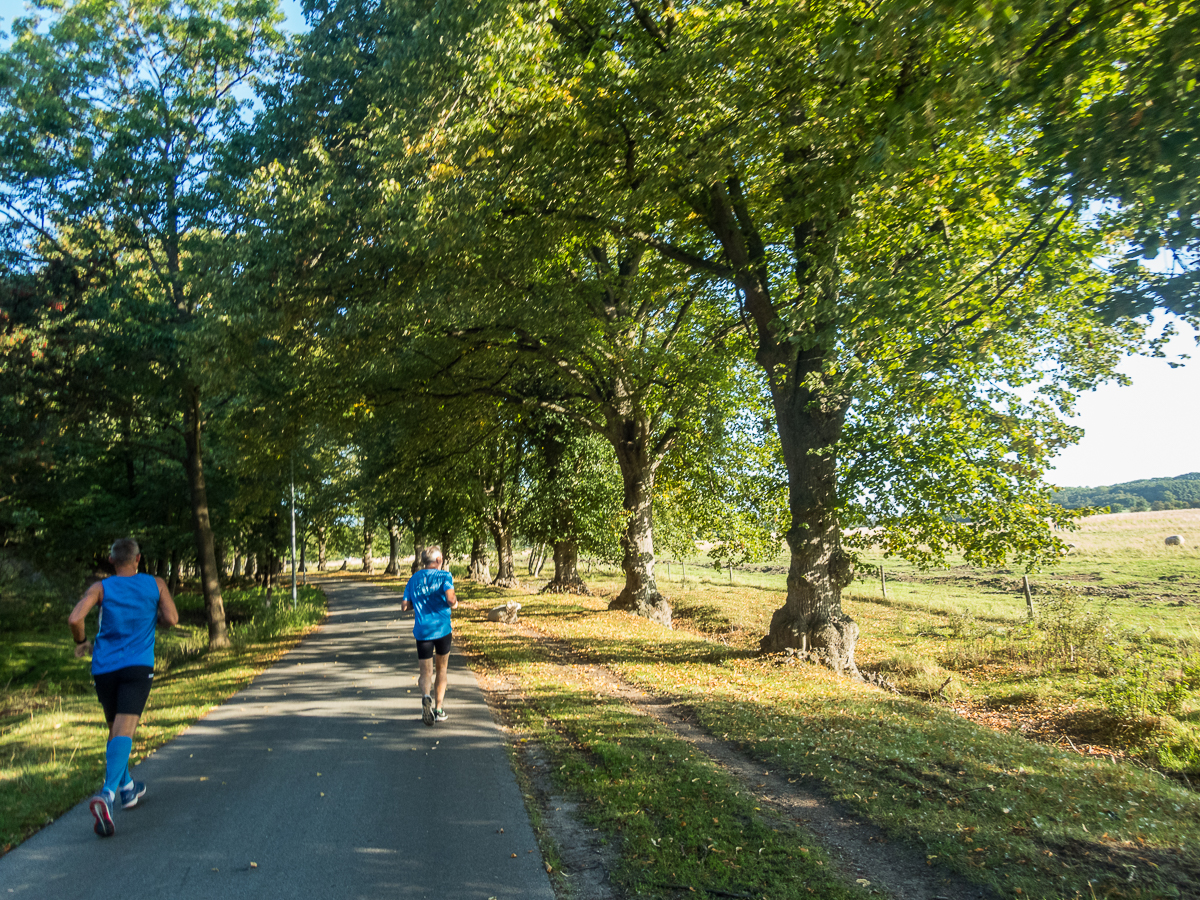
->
[2, 0, 1197, 675]
[1053, 473, 1200, 512]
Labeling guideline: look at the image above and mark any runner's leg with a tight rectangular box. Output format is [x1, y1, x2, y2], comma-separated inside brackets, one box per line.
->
[418, 656, 433, 699]
[433, 652, 450, 710]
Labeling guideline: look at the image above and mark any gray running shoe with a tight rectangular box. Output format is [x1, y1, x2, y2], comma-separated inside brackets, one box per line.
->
[422, 694, 434, 726]
[89, 791, 115, 837]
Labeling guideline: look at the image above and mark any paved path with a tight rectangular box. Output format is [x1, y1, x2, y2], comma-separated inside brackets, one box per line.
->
[0, 578, 554, 900]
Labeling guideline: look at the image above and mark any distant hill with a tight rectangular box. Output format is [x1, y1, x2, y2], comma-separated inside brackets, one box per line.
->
[1053, 472, 1200, 512]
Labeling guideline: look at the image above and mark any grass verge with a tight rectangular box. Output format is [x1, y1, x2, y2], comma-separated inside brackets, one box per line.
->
[0, 584, 326, 853]
[454, 582, 858, 900]
[451, 576, 1200, 900]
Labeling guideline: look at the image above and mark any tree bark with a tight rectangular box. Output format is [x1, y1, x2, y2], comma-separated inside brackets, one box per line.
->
[315, 525, 327, 572]
[606, 423, 671, 627]
[490, 516, 518, 588]
[245, 551, 256, 581]
[755, 344, 859, 676]
[384, 514, 401, 575]
[231, 550, 242, 579]
[183, 386, 229, 648]
[168, 549, 180, 596]
[411, 532, 426, 574]
[541, 539, 589, 594]
[468, 533, 491, 582]
[439, 531, 455, 569]
[362, 515, 375, 574]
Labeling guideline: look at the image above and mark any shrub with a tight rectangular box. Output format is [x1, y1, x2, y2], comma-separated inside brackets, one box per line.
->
[1033, 587, 1120, 674]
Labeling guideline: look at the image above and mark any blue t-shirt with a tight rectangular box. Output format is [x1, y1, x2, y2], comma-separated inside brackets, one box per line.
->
[92, 573, 160, 674]
[404, 568, 454, 641]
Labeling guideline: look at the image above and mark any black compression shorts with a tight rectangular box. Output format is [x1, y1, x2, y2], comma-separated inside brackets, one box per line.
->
[415, 633, 452, 660]
[93, 666, 155, 723]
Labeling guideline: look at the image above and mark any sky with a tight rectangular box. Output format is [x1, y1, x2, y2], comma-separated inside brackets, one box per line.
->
[1, 1, 1197, 490]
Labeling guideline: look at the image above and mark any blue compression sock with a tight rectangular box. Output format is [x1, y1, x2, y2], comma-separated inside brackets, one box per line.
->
[103, 736, 133, 795]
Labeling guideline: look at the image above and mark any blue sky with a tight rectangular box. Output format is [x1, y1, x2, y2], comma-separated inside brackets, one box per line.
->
[2, 0, 1197, 489]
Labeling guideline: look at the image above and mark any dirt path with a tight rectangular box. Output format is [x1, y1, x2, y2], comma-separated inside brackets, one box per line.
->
[470, 620, 1001, 900]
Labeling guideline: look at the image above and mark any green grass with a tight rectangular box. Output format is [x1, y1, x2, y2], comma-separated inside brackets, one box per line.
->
[447, 534, 1200, 900]
[454, 584, 858, 900]
[0, 583, 326, 853]
[658, 511, 1200, 773]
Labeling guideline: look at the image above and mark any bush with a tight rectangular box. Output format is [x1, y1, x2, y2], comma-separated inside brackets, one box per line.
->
[1031, 587, 1120, 674]
[1100, 661, 1190, 719]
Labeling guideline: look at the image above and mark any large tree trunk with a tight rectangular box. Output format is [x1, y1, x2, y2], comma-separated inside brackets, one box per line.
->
[183, 387, 229, 648]
[468, 533, 491, 582]
[490, 516, 518, 588]
[362, 515, 375, 574]
[231, 549, 242, 579]
[756, 351, 859, 676]
[607, 428, 671, 627]
[541, 539, 589, 594]
[439, 531, 455, 570]
[245, 551, 256, 581]
[384, 515, 401, 575]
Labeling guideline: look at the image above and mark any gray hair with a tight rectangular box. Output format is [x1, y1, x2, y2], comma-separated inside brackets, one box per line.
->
[420, 545, 444, 567]
[110, 538, 140, 566]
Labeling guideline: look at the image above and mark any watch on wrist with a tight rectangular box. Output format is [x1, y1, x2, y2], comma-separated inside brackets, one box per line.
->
[75, 636, 87, 644]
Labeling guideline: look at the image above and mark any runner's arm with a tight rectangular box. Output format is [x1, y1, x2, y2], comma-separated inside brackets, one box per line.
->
[156, 577, 179, 628]
[445, 588, 458, 609]
[68, 581, 103, 656]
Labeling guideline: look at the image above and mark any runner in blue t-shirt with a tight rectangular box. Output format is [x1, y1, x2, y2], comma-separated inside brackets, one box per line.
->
[68, 537, 178, 837]
[400, 545, 458, 726]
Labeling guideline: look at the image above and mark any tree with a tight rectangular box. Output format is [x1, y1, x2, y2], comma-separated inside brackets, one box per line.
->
[522, 412, 622, 594]
[247, 0, 747, 624]
[0, 0, 285, 646]
[379, 0, 1185, 673]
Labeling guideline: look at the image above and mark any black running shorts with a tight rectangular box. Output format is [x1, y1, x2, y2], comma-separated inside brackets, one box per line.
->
[93, 665, 155, 723]
[415, 633, 452, 660]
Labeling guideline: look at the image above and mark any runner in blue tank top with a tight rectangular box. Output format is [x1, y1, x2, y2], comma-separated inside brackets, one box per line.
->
[400, 545, 458, 726]
[69, 537, 178, 837]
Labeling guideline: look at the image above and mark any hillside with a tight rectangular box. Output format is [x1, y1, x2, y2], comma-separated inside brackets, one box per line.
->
[1052, 471, 1200, 511]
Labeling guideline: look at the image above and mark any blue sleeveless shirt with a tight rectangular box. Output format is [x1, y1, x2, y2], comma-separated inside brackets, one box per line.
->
[92, 573, 160, 674]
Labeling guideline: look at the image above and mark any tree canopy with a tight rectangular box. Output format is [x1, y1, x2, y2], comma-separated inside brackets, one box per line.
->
[1, 0, 1196, 672]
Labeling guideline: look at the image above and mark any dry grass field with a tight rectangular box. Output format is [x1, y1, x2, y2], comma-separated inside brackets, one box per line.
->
[1064, 508, 1200, 558]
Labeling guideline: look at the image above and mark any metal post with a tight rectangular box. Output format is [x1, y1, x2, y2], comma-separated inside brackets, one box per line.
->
[290, 452, 298, 608]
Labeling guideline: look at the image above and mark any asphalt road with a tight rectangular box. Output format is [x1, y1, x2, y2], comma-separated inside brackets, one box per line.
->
[0, 577, 555, 900]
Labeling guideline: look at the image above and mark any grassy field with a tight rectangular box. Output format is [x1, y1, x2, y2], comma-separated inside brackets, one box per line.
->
[0, 577, 326, 853]
[441, 510, 1200, 900]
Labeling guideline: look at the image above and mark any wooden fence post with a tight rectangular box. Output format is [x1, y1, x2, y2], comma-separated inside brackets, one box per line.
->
[1023, 575, 1035, 619]
[880, 566, 887, 600]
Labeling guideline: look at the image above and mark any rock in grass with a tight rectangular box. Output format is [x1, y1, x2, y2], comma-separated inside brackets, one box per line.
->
[487, 601, 522, 624]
